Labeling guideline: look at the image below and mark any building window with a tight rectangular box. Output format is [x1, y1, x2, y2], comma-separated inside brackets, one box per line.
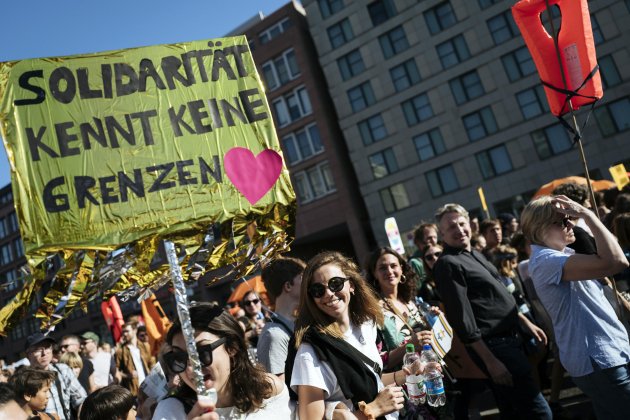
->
[501, 46, 536, 82]
[13, 238, 24, 258]
[368, 0, 396, 26]
[426, 165, 459, 197]
[516, 85, 549, 120]
[294, 162, 336, 204]
[599, 55, 622, 89]
[318, 0, 344, 19]
[0, 190, 12, 204]
[436, 35, 470, 69]
[8, 212, 18, 233]
[369, 148, 399, 179]
[347, 82, 376, 112]
[359, 114, 388, 145]
[414, 128, 446, 161]
[390, 59, 421, 92]
[627, 0, 630, 12]
[379, 26, 409, 59]
[487, 11, 519, 45]
[450, 71, 485, 105]
[0, 219, 6, 239]
[0, 244, 12, 265]
[532, 123, 573, 159]
[282, 124, 324, 166]
[476, 145, 513, 179]
[272, 86, 312, 127]
[337, 49, 365, 81]
[591, 15, 604, 45]
[594, 97, 630, 137]
[259, 18, 292, 45]
[402, 93, 433, 126]
[261, 49, 300, 91]
[478, 0, 501, 9]
[380, 183, 410, 213]
[424, 2, 457, 35]
[462, 106, 498, 141]
[328, 18, 354, 49]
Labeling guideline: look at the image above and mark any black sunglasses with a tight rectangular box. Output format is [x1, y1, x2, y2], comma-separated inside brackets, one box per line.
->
[308, 276, 348, 299]
[425, 251, 442, 261]
[552, 216, 572, 229]
[163, 337, 227, 373]
[244, 298, 260, 306]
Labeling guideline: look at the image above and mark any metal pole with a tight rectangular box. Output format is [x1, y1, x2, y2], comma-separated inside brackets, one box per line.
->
[164, 240, 217, 403]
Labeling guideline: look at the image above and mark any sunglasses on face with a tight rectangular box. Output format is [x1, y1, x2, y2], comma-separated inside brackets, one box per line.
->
[424, 251, 442, 262]
[308, 276, 348, 299]
[552, 216, 572, 229]
[163, 337, 227, 374]
[244, 298, 260, 306]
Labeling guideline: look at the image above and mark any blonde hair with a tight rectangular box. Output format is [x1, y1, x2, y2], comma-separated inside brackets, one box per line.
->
[60, 352, 83, 370]
[521, 196, 559, 246]
[294, 251, 384, 348]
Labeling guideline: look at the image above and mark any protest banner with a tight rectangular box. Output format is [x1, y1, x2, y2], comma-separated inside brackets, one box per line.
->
[0, 36, 296, 332]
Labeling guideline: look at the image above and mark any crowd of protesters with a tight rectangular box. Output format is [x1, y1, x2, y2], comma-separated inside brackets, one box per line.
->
[2, 183, 630, 419]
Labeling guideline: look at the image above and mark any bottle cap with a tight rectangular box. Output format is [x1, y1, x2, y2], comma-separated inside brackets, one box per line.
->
[406, 343, 415, 352]
[423, 344, 431, 351]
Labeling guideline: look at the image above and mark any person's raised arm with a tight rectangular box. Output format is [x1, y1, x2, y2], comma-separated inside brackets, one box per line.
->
[555, 196, 628, 281]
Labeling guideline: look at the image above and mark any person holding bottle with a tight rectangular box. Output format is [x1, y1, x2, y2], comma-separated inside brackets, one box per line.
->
[287, 251, 411, 420]
[364, 247, 434, 371]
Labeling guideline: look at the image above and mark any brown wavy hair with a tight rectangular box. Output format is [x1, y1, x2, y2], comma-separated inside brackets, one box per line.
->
[364, 247, 418, 303]
[294, 251, 384, 347]
[166, 303, 273, 413]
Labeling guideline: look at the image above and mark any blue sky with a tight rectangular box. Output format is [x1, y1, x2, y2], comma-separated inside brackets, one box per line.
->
[0, 0, 292, 187]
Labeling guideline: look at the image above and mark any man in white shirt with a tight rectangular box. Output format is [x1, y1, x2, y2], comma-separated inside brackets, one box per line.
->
[81, 331, 114, 390]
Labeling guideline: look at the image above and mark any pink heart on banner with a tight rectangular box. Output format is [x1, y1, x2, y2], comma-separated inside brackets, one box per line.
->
[224, 147, 283, 205]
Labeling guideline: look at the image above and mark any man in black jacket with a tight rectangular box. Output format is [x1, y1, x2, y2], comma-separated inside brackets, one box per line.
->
[433, 203, 551, 419]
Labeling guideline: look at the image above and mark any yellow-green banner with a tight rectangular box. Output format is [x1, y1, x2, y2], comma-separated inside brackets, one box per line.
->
[0, 36, 294, 255]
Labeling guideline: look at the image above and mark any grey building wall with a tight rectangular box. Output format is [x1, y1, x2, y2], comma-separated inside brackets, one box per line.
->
[302, 0, 630, 247]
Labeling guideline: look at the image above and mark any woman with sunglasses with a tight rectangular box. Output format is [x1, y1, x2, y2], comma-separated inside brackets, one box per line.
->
[240, 291, 268, 349]
[419, 244, 443, 305]
[152, 303, 290, 420]
[521, 195, 630, 419]
[364, 247, 434, 372]
[287, 251, 409, 420]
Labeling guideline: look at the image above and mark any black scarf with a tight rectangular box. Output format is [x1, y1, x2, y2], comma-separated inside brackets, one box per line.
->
[285, 326, 382, 416]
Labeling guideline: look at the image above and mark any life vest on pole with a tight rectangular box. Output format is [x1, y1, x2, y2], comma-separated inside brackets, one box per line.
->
[512, 0, 602, 116]
[141, 293, 172, 356]
[101, 296, 125, 343]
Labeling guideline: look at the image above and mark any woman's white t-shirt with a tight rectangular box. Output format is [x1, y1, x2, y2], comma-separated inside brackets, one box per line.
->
[290, 321, 398, 420]
[152, 383, 291, 419]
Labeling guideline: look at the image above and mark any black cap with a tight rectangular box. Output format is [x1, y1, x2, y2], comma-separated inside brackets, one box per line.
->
[498, 213, 516, 224]
[25, 333, 56, 351]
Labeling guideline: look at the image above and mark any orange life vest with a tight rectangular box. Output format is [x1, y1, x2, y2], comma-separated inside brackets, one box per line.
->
[101, 296, 125, 343]
[141, 293, 172, 356]
[512, 0, 602, 116]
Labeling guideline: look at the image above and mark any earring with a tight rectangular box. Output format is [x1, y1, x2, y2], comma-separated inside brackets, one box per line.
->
[400, 274, 407, 284]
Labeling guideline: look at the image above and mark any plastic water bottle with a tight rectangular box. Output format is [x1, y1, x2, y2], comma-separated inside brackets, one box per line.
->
[420, 344, 446, 407]
[402, 344, 426, 405]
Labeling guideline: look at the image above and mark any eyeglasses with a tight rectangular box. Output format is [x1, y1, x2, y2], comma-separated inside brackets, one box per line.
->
[424, 251, 442, 262]
[552, 216, 573, 229]
[308, 276, 348, 299]
[243, 299, 260, 306]
[29, 346, 53, 355]
[163, 337, 227, 373]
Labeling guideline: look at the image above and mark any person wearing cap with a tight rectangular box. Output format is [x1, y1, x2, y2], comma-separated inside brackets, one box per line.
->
[81, 332, 114, 391]
[25, 333, 87, 420]
[60, 335, 95, 393]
